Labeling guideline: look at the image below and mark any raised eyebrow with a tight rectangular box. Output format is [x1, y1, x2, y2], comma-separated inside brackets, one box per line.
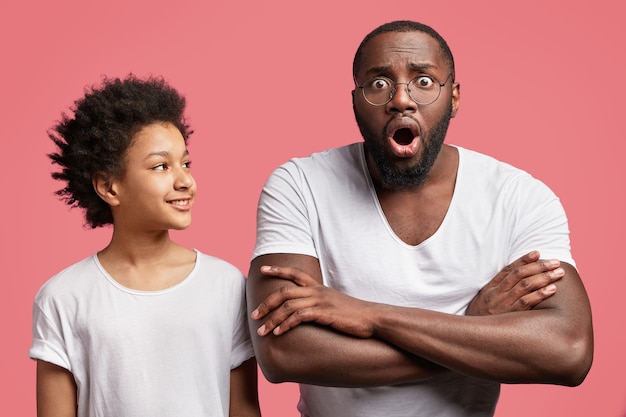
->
[408, 63, 439, 72]
[363, 65, 392, 79]
[362, 63, 438, 79]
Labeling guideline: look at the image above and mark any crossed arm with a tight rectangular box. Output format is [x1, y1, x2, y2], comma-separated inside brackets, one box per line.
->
[247, 252, 593, 387]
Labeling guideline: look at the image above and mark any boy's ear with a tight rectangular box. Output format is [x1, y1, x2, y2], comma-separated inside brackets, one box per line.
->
[92, 172, 120, 206]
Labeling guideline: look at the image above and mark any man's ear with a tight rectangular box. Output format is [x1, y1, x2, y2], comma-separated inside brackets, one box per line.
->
[450, 82, 461, 118]
[92, 172, 120, 206]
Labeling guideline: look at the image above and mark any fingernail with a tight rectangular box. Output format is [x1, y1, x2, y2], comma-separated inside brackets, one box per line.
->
[251, 309, 259, 319]
[546, 284, 556, 294]
[551, 268, 564, 277]
[257, 325, 266, 335]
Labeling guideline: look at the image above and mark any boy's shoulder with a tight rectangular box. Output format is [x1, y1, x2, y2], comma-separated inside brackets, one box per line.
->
[193, 250, 246, 282]
[35, 254, 99, 300]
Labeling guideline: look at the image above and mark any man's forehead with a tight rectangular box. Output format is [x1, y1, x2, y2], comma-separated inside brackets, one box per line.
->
[365, 31, 439, 57]
[359, 31, 445, 72]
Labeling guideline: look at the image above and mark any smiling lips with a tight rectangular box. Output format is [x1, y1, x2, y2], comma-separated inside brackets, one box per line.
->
[167, 198, 193, 210]
[386, 117, 420, 158]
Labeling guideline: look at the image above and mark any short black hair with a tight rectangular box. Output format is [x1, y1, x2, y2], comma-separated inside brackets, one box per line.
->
[48, 74, 192, 228]
[353, 20, 455, 82]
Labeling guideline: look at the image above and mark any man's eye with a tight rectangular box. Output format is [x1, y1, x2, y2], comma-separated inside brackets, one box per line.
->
[371, 78, 391, 89]
[414, 76, 435, 88]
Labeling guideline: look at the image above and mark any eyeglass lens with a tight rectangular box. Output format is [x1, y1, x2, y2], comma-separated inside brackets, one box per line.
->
[362, 77, 442, 106]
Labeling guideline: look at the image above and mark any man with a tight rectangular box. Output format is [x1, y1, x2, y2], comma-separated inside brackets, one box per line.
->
[247, 20, 593, 417]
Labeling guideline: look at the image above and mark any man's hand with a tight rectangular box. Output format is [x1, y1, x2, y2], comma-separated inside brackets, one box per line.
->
[466, 251, 564, 316]
[251, 265, 376, 338]
[251, 251, 565, 337]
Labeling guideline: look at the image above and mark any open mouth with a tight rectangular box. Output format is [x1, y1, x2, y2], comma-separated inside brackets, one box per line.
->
[392, 128, 415, 145]
[385, 120, 420, 158]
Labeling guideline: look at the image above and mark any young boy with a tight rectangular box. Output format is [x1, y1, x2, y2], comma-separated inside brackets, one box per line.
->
[29, 75, 260, 417]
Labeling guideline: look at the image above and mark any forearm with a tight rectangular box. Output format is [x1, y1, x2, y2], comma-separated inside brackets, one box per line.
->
[250, 254, 592, 387]
[371, 268, 593, 386]
[248, 254, 446, 386]
[253, 323, 444, 387]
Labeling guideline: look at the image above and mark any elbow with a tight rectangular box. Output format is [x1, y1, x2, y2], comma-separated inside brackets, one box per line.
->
[562, 343, 593, 387]
[556, 360, 592, 387]
[252, 336, 304, 384]
[256, 353, 291, 384]
[260, 368, 291, 385]
[550, 331, 594, 387]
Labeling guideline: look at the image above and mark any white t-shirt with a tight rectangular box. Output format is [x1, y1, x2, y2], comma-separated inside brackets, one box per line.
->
[253, 143, 575, 417]
[30, 250, 254, 417]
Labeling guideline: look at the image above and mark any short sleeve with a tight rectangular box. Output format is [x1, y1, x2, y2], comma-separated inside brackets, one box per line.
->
[252, 162, 318, 260]
[507, 174, 575, 267]
[29, 297, 71, 370]
[230, 272, 254, 369]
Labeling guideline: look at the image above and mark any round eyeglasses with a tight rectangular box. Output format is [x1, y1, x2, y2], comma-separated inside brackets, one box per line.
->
[357, 73, 453, 106]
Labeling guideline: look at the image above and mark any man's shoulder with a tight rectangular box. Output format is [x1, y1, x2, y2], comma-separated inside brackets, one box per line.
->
[455, 145, 556, 200]
[456, 146, 532, 180]
[457, 145, 513, 166]
[269, 143, 363, 182]
[287, 143, 361, 167]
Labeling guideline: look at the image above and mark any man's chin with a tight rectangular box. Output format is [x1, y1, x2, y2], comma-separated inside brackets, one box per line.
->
[376, 159, 430, 190]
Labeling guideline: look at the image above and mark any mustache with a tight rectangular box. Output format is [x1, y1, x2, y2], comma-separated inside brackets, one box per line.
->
[383, 113, 422, 139]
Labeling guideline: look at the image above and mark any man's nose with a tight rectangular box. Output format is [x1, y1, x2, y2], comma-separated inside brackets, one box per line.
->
[387, 82, 417, 113]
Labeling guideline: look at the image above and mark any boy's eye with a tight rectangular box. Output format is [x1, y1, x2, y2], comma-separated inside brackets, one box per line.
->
[183, 161, 192, 169]
[153, 163, 167, 171]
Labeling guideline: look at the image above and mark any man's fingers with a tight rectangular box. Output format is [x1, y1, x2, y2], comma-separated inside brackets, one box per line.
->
[260, 265, 318, 287]
[251, 286, 312, 320]
[499, 259, 561, 291]
[490, 251, 541, 285]
[512, 284, 557, 310]
[467, 253, 564, 316]
[258, 303, 316, 336]
[252, 265, 320, 320]
[272, 308, 314, 336]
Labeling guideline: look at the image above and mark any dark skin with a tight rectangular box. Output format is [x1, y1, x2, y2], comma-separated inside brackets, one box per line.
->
[247, 31, 593, 387]
[248, 252, 569, 387]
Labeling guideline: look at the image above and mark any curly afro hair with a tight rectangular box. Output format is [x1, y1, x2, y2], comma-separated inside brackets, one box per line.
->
[48, 74, 192, 228]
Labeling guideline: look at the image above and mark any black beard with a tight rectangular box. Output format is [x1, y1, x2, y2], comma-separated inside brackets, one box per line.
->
[355, 106, 452, 190]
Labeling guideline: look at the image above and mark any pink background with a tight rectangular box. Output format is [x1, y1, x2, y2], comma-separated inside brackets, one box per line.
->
[1, 0, 624, 415]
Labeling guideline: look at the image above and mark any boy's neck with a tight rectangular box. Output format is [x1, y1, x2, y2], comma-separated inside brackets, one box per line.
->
[97, 231, 196, 291]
